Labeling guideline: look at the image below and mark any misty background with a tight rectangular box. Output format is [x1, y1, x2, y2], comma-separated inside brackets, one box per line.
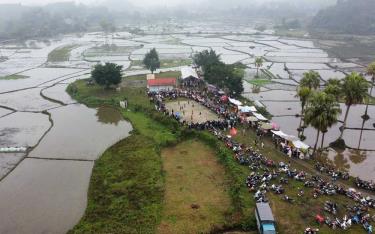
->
[0, 0, 375, 41]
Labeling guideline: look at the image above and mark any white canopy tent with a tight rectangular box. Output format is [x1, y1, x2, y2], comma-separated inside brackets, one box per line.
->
[181, 67, 200, 80]
[253, 112, 268, 121]
[292, 140, 310, 150]
[271, 130, 298, 141]
[228, 98, 243, 106]
[239, 106, 257, 113]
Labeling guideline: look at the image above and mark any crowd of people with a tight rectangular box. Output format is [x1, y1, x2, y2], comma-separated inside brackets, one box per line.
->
[147, 87, 374, 233]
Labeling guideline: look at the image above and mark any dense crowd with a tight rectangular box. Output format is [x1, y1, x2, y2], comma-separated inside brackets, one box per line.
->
[147, 88, 374, 233]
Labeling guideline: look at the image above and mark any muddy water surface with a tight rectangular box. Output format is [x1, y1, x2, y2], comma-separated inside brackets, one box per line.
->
[28, 104, 132, 160]
[0, 158, 94, 234]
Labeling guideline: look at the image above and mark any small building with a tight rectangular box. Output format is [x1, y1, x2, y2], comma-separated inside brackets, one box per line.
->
[146, 74, 155, 80]
[147, 78, 177, 92]
[181, 67, 202, 87]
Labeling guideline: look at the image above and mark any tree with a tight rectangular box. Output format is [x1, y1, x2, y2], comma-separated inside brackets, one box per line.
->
[193, 49, 220, 70]
[324, 78, 342, 101]
[91, 62, 123, 88]
[143, 48, 160, 74]
[296, 86, 312, 138]
[364, 62, 375, 119]
[296, 70, 320, 138]
[305, 92, 341, 155]
[338, 72, 370, 140]
[300, 70, 321, 90]
[255, 57, 264, 77]
[204, 61, 244, 97]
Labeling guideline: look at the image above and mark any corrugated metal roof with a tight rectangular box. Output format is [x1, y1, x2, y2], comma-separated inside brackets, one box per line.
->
[147, 78, 176, 86]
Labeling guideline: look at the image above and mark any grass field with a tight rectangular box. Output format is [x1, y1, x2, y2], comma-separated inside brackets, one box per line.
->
[129, 59, 192, 70]
[48, 45, 77, 62]
[0, 74, 29, 80]
[246, 79, 272, 87]
[67, 73, 254, 233]
[158, 140, 231, 234]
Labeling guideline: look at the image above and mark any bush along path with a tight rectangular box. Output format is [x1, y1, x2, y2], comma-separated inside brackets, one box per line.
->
[67, 78, 257, 233]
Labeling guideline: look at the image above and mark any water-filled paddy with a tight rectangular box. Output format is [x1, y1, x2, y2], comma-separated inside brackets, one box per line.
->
[28, 105, 132, 160]
[0, 112, 50, 147]
[0, 158, 94, 234]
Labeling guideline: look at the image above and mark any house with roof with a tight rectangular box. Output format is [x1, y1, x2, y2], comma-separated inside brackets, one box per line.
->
[147, 77, 177, 92]
[181, 66, 202, 87]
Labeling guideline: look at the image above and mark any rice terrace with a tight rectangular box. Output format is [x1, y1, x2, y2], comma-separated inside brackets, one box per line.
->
[0, 0, 375, 234]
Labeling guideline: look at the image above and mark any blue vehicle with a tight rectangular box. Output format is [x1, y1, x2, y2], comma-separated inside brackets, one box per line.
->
[255, 202, 277, 234]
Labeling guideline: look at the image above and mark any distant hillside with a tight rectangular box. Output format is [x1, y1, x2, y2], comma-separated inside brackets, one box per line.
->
[311, 0, 375, 35]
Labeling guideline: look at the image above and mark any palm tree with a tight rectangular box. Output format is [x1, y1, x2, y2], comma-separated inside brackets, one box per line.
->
[324, 78, 342, 101]
[296, 70, 321, 138]
[296, 86, 312, 138]
[255, 57, 264, 77]
[338, 72, 370, 140]
[300, 70, 321, 90]
[305, 92, 341, 155]
[364, 62, 375, 119]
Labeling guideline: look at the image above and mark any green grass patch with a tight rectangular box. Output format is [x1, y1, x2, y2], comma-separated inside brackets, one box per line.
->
[48, 45, 77, 62]
[129, 59, 191, 70]
[155, 71, 181, 78]
[160, 59, 192, 68]
[0, 74, 29, 80]
[69, 134, 165, 234]
[246, 78, 272, 86]
[85, 45, 142, 57]
[158, 140, 232, 233]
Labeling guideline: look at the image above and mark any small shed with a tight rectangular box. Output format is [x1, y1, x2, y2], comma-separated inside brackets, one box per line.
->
[147, 74, 155, 80]
[147, 78, 177, 92]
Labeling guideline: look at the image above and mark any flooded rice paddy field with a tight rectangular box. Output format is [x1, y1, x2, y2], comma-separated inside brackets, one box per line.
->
[0, 23, 374, 232]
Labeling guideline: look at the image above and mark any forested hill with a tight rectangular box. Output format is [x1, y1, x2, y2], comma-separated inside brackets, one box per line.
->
[310, 0, 375, 35]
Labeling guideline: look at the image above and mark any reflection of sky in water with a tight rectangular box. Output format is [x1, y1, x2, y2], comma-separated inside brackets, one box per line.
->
[326, 149, 375, 181]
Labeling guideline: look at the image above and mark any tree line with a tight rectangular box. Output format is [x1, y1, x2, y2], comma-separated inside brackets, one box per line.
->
[296, 63, 375, 155]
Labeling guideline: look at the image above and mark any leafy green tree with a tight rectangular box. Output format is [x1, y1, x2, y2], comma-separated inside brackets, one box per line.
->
[364, 62, 375, 119]
[255, 57, 264, 77]
[193, 49, 220, 70]
[300, 70, 321, 90]
[305, 92, 341, 155]
[91, 62, 123, 88]
[143, 48, 160, 74]
[338, 72, 370, 140]
[296, 86, 312, 138]
[324, 78, 342, 101]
